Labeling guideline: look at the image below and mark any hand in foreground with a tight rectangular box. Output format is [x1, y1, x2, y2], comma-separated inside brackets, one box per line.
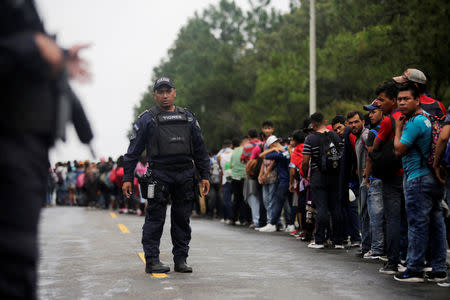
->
[66, 44, 92, 82]
[201, 179, 210, 196]
[122, 181, 132, 198]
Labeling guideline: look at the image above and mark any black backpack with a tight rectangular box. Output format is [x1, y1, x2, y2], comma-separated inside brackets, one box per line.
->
[317, 131, 342, 173]
[368, 116, 402, 179]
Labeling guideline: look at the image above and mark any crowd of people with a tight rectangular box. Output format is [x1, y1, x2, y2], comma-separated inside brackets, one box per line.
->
[47, 155, 148, 216]
[47, 68, 449, 286]
[205, 68, 450, 286]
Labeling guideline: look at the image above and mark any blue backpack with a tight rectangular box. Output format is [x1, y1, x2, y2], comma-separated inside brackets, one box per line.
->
[444, 140, 450, 166]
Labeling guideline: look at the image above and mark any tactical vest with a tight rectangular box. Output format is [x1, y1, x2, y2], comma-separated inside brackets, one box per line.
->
[148, 106, 193, 158]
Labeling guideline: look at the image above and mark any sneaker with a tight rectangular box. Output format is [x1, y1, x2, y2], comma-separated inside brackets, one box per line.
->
[378, 256, 388, 262]
[350, 241, 361, 247]
[248, 223, 257, 229]
[235, 220, 241, 226]
[423, 267, 432, 272]
[363, 250, 381, 260]
[290, 229, 299, 236]
[220, 219, 225, 223]
[300, 233, 312, 242]
[226, 220, 235, 225]
[437, 282, 450, 287]
[258, 224, 277, 232]
[277, 224, 286, 231]
[285, 225, 295, 232]
[425, 271, 448, 283]
[308, 242, 325, 249]
[379, 262, 398, 275]
[394, 269, 425, 282]
[334, 244, 345, 249]
[397, 263, 407, 273]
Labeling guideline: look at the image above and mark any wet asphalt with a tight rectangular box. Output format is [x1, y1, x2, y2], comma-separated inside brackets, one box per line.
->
[38, 207, 449, 300]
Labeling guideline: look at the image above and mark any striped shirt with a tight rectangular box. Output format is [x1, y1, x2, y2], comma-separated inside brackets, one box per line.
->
[302, 131, 343, 172]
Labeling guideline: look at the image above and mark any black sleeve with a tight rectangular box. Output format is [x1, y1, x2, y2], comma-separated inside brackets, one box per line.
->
[123, 117, 148, 182]
[190, 115, 210, 180]
[0, 32, 51, 80]
[0, 1, 51, 80]
[366, 131, 376, 147]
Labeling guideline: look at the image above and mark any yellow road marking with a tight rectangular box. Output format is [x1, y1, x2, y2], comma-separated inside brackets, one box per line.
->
[118, 224, 130, 233]
[110, 212, 117, 218]
[138, 253, 167, 278]
[138, 252, 146, 263]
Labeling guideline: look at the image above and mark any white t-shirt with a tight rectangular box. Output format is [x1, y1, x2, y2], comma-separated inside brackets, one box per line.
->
[218, 148, 233, 185]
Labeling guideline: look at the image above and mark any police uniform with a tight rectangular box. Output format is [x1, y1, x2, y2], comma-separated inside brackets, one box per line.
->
[123, 89, 209, 272]
[1, 1, 60, 298]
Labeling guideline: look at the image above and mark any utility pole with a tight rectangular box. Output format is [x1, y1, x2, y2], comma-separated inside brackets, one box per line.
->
[309, 0, 316, 115]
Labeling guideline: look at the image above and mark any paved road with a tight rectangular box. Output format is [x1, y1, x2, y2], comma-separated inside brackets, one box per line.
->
[38, 207, 449, 300]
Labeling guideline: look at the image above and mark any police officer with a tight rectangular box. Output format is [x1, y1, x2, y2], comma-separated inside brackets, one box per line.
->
[0, 1, 90, 298]
[122, 77, 210, 273]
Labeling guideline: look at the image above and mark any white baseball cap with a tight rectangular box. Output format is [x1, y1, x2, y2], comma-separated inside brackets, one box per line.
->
[265, 135, 279, 148]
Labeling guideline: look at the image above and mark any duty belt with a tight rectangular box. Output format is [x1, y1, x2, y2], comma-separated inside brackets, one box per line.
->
[150, 161, 194, 171]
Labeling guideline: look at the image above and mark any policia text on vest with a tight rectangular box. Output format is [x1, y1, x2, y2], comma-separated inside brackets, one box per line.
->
[122, 77, 210, 274]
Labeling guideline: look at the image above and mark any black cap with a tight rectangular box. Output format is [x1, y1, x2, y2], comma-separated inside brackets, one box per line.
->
[153, 77, 175, 91]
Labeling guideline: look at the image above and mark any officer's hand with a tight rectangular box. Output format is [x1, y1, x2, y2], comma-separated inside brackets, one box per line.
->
[122, 181, 132, 198]
[66, 44, 92, 82]
[34, 33, 64, 76]
[201, 179, 210, 196]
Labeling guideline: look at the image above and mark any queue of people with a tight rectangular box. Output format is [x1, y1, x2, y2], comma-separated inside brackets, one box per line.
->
[46, 156, 147, 216]
[206, 68, 450, 286]
[46, 68, 449, 285]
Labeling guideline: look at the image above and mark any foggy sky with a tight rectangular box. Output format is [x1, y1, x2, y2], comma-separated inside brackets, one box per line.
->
[36, 0, 289, 164]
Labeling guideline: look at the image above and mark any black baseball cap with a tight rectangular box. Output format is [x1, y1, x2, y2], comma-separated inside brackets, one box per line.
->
[153, 77, 175, 91]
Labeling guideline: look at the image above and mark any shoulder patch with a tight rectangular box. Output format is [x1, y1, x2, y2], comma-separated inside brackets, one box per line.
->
[130, 123, 139, 140]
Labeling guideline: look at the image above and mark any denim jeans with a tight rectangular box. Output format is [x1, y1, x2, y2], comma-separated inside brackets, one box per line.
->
[343, 195, 361, 243]
[310, 171, 345, 245]
[222, 182, 232, 220]
[342, 189, 361, 242]
[247, 194, 260, 226]
[270, 184, 289, 225]
[403, 173, 447, 272]
[262, 183, 276, 223]
[382, 175, 403, 265]
[359, 185, 371, 253]
[367, 178, 384, 255]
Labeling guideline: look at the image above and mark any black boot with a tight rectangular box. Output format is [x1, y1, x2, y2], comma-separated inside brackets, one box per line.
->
[145, 261, 170, 273]
[174, 260, 193, 273]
